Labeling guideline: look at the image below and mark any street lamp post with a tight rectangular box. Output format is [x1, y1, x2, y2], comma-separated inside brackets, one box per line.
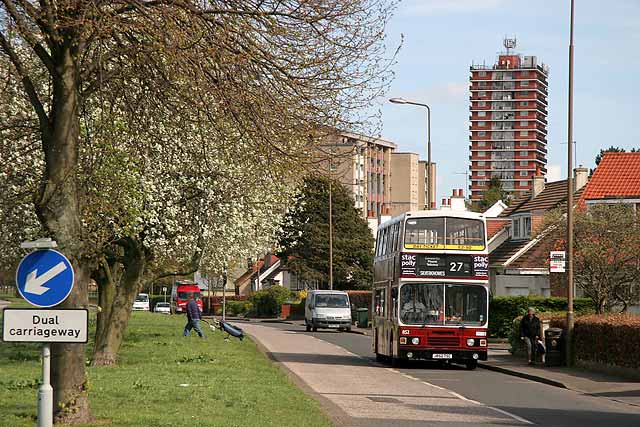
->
[389, 98, 432, 209]
[566, 0, 576, 367]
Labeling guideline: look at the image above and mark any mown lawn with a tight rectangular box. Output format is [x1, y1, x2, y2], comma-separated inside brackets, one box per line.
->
[1, 306, 330, 427]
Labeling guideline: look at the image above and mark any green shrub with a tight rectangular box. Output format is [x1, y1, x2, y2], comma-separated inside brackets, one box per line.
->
[249, 286, 295, 317]
[489, 296, 594, 338]
[225, 300, 251, 316]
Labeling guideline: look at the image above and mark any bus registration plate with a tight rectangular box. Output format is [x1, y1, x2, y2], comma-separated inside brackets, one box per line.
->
[432, 353, 453, 359]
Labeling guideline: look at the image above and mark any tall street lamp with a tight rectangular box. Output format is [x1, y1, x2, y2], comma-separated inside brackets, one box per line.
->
[565, 0, 576, 366]
[389, 97, 432, 209]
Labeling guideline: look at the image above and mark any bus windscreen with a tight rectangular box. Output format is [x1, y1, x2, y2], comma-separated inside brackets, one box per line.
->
[404, 217, 484, 251]
[404, 218, 445, 250]
[400, 283, 487, 326]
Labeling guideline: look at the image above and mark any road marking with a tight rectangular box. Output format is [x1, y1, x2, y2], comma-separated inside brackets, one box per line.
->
[273, 325, 535, 425]
[404, 372, 534, 425]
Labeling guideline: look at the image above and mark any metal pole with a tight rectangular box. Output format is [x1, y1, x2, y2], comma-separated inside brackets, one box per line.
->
[222, 270, 227, 322]
[329, 180, 333, 290]
[38, 344, 53, 427]
[566, 0, 575, 367]
[426, 105, 432, 210]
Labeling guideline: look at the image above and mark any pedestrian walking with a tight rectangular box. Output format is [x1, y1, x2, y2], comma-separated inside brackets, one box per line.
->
[520, 307, 542, 365]
[184, 294, 204, 338]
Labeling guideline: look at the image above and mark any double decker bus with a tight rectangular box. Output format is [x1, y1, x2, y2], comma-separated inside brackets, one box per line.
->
[372, 210, 489, 369]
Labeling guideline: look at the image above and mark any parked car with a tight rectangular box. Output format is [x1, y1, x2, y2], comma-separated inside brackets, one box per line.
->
[132, 293, 150, 311]
[305, 290, 351, 332]
[154, 302, 171, 314]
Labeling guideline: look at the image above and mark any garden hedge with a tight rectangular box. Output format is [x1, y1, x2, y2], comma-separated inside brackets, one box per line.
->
[572, 315, 640, 370]
[489, 296, 594, 337]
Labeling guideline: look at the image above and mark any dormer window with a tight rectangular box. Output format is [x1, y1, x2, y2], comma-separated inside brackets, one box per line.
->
[512, 214, 532, 240]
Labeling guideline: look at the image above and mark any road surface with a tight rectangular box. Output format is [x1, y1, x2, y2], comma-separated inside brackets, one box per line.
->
[246, 321, 640, 427]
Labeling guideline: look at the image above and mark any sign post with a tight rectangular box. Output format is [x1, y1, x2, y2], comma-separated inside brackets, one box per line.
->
[1, 240, 86, 427]
[163, 286, 167, 303]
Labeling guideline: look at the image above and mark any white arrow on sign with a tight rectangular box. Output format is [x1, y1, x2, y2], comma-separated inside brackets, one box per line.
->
[24, 262, 68, 295]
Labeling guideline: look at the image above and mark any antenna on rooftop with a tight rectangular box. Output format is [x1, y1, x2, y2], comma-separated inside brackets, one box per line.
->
[503, 37, 517, 54]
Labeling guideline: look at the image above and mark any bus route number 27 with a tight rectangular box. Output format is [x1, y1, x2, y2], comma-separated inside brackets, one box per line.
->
[449, 262, 464, 272]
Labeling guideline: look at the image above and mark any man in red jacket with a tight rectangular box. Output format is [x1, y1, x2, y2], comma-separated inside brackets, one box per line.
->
[184, 294, 204, 338]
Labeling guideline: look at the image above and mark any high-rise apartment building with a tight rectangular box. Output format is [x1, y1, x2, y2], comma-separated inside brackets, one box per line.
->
[320, 130, 396, 220]
[469, 39, 549, 204]
[389, 153, 419, 216]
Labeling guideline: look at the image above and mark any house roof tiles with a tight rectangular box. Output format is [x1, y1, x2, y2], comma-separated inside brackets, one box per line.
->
[581, 152, 640, 201]
[487, 219, 510, 239]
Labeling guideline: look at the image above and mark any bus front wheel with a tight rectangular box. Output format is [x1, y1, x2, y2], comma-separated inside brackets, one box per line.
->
[465, 360, 478, 370]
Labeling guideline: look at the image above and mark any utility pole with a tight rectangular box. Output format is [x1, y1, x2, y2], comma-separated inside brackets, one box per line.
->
[566, 0, 576, 367]
[328, 153, 334, 290]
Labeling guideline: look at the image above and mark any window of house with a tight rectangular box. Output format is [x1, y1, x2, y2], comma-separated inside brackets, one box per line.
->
[520, 151, 528, 156]
[521, 80, 529, 86]
[521, 91, 529, 96]
[520, 170, 528, 177]
[478, 121, 486, 126]
[521, 130, 529, 136]
[478, 111, 487, 117]
[479, 91, 486, 97]
[524, 216, 532, 236]
[479, 71, 487, 77]
[521, 101, 529, 106]
[519, 111, 528, 117]
[520, 161, 528, 166]
[520, 180, 528, 186]
[520, 121, 529, 126]
[478, 101, 486, 107]
[479, 81, 487, 87]
[478, 131, 486, 136]
[477, 141, 486, 147]
[478, 151, 485, 156]
[478, 161, 485, 166]
[478, 171, 486, 176]
[520, 141, 529, 146]
[521, 71, 529, 77]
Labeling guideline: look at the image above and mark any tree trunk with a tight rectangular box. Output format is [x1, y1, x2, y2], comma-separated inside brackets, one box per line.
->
[94, 258, 116, 355]
[92, 238, 147, 366]
[35, 40, 92, 423]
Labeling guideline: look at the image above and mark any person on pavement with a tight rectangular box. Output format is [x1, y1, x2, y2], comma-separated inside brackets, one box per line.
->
[520, 307, 542, 365]
[184, 294, 204, 338]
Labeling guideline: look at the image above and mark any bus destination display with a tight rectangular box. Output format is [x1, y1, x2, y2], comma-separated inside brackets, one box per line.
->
[400, 253, 488, 279]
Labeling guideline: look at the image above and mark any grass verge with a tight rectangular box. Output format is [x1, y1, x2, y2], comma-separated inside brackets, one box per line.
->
[1, 309, 330, 427]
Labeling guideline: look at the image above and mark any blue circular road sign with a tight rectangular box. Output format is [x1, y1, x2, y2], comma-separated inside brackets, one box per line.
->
[16, 249, 74, 308]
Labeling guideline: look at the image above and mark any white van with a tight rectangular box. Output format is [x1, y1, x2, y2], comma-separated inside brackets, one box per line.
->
[132, 293, 150, 311]
[305, 290, 352, 332]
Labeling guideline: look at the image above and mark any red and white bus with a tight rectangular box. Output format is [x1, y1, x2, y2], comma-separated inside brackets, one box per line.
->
[372, 210, 489, 369]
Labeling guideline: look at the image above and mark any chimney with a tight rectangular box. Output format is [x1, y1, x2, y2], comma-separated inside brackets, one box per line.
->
[532, 174, 545, 198]
[450, 189, 467, 211]
[574, 166, 588, 191]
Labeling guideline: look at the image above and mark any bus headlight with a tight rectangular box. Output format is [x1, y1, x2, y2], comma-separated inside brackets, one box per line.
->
[466, 338, 475, 347]
[411, 337, 420, 345]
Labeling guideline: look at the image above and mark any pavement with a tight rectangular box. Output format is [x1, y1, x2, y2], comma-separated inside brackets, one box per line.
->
[242, 322, 532, 426]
